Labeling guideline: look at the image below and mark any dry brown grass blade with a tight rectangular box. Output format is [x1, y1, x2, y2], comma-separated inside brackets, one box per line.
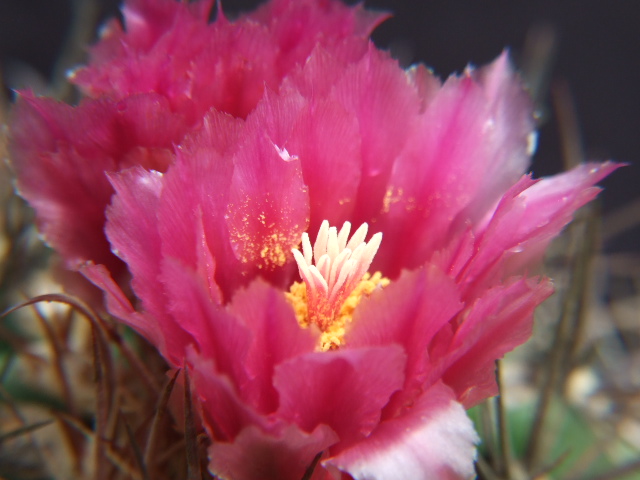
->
[495, 361, 514, 479]
[123, 414, 149, 480]
[553, 80, 585, 171]
[183, 366, 202, 480]
[143, 368, 180, 476]
[476, 455, 503, 480]
[0, 353, 14, 383]
[300, 451, 323, 480]
[91, 308, 110, 480]
[1, 293, 117, 480]
[102, 324, 162, 395]
[1, 293, 117, 404]
[530, 449, 574, 480]
[2, 293, 101, 330]
[0, 419, 53, 443]
[577, 459, 640, 480]
[50, 0, 100, 102]
[524, 217, 590, 471]
[524, 76, 599, 473]
[57, 412, 145, 480]
[50, 411, 87, 477]
[0, 383, 47, 469]
[521, 23, 558, 110]
[30, 302, 77, 415]
[0, 322, 29, 352]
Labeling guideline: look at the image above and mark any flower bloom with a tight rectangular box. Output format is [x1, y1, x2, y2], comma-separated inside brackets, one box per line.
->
[10, 0, 618, 478]
[10, 0, 384, 282]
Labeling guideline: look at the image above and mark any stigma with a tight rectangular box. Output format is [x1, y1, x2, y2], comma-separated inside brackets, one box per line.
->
[287, 220, 387, 350]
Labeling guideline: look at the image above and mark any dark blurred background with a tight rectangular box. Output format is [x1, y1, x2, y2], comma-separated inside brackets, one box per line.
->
[1, 0, 638, 254]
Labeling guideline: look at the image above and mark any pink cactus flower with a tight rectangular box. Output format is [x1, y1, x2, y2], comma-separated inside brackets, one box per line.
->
[9, 0, 384, 283]
[10, 0, 618, 478]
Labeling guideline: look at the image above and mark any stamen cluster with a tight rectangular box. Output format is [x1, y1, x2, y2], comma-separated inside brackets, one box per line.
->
[292, 220, 382, 331]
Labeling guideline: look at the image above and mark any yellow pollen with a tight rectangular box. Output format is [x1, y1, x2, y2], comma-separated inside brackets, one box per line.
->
[287, 220, 387, 351]
[286, 272, 389, 351]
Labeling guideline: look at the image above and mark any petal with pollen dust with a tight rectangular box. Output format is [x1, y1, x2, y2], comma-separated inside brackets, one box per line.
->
[226, 92, 310, 270]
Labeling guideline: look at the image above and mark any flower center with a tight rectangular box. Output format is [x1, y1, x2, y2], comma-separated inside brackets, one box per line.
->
[286, 220, 388, 351]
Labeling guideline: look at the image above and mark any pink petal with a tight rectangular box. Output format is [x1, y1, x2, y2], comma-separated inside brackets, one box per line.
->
[288, 97, 363, 235]
[9, 91, 187, 283]
[194, 213, 223, 305]
[10, 93, 119, 270]
[189, 351, 269, 441]
[274, 346, 406, 449]
[283, 43, 350, 100]
[330, 46, 422, 225]
[459, 162, 621, 298]
[105, 166, 166, 318]
[157, 114, 251, 301]
[74, 0, 380, 122]
[346, 265, 463, 414]
[375, 53, 534, 276]
[441, 277, 554, 407]
[156, 150, 232, 291]
[180, 108, 245, 156]
[185, 20, 279, 119]
[72, 0, 214, 102]
[327, 381, 478, 480]
[209, 424, 338, 480]
[227, 279, 318, 413]
[160, 259, 251, 380]
[226, 91, 310, 271]
[81, 262, 175, 359]
[250, 0, 388, 73]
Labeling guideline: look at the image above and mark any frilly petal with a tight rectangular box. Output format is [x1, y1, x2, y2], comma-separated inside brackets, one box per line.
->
[106, 166, 165, 316]
[330, 46, 422, 226]
[440, 277, 554, 407]
[10, 93, 119, 270]
[346, 265, 463, 413]
[376, 53, 534, 276]
[9, 91, 186, 285]
[459, 161, 621, 297]
[227, 279, 318, 413]
[80, 262, 184, 361]
[209, 424, 338, 480]
[274, 346, 406, 449]
[226, 91, 310, 271]
[327, 381, 478, 480]
[289, 97, 363, 235]
[188, 350, 268, 441]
